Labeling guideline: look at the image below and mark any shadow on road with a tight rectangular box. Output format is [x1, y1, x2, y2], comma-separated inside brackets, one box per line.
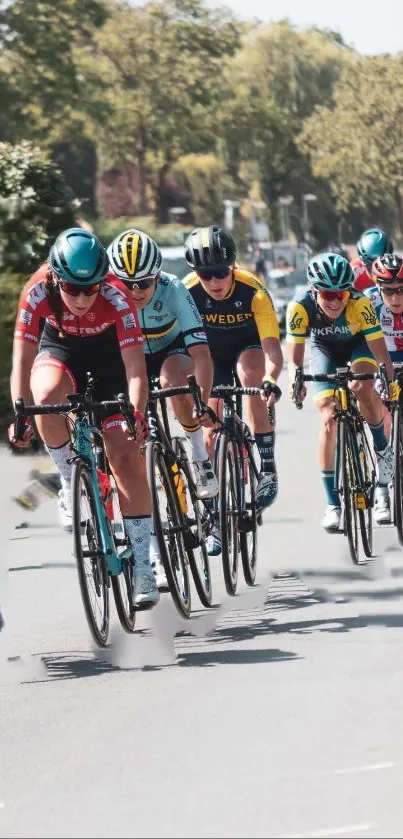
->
[177, 647, 300, 667]
[8, 562, 76, 572]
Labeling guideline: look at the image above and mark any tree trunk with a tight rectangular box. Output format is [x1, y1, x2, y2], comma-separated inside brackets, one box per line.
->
[137, 126, 148, 216]
[394, 185, 403, 235]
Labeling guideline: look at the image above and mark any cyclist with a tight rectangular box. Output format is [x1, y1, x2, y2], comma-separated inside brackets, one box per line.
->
[106, 228, 218, 499]
[364, 252, 403, 522]
[183, 225, 283, 554]
[287, 252, 394, 532]
[352, 228, 393, 292]
[8, 227, 160, 609]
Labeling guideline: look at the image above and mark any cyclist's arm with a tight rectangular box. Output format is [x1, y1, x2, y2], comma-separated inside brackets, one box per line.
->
[251, 287, 283, 380]
[10, 339, 38, 406]
[121, 344, 149, 415]
[355, 297, 394, 380]
[188, 344, 213, 404]
[286, 300, 309, 378]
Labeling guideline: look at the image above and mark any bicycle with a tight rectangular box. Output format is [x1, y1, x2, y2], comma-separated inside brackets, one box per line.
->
[146, 375, 214, 619]
[292, 365, 383, 565]
[209, 382, 263, 596]
[14, 377, 138, 646]
[384, 362, 403, 545]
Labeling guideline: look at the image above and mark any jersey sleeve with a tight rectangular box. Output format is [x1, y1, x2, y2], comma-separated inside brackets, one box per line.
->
[251, 287, 280, 341]
[13, 274, 51, 345]
[172, 279, 208, 348]
[113, 287, 144, 350]
[353, 296, 384, 342]
[286, 300, 309, 343]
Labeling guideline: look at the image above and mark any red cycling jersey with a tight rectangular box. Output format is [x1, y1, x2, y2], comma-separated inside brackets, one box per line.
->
[351, 258, 374, 292]
[14, 263, 144, 349]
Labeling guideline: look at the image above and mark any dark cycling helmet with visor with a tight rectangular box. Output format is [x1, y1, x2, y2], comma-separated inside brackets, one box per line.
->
[49, 228, 109, 285]
[184, 225, 237, 276]
[371, 253, 403, 284]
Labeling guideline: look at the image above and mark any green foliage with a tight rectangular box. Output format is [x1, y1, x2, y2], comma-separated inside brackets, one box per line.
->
[0, 140, 79, 273]
[298, 55, 403, 230]
[172, 154, 239, 225]
[92, 215, 192, 247]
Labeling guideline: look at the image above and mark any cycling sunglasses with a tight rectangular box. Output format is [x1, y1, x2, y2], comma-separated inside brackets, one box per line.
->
[195, 267, 231, 281]
[59, 281, 101, 297]
[380, 285, 403, 297]
[125, 272, 160, 291]
[317, 289, 350, 302]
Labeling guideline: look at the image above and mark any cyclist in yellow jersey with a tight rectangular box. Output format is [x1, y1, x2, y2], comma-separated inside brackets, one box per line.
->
[286, 252, 394, 532]
[183, 225, 283, 555]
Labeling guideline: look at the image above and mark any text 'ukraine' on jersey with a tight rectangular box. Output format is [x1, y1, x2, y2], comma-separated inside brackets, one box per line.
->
[364, 285, 403, 353]
[14, 263, 144, 350]
[112, 270, 208, 355]
[183, 268, 279, 356]
[286, 288, 383, 351]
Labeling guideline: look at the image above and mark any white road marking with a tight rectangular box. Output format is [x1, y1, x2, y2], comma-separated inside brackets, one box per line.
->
[279, 824, 374, 838]
[333, 762, 396, 774]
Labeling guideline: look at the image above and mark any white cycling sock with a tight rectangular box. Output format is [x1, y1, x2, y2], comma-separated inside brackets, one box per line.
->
[45, 441, 72, 491]
[124, 516, 152, 567]
[186, 427, 208, 461]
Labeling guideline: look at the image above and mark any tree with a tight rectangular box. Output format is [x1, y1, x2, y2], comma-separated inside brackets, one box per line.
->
[220, 20, 353, 240]
[0, 140, 79, 274]
[84, 0, 243, 218]
[298, 55, 403, 233]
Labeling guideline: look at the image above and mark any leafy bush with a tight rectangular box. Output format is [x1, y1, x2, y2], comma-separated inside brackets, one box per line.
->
[0, 140, 79, 274]
[92, 215, 192, 247]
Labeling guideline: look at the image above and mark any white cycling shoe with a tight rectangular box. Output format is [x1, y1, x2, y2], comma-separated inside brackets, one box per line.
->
[321, 505, 342, 532]
[374, 487, 391, 524]
[58, 488, 73, 532]
[133, 560, 160, 608]
[151, 554, 169, 592]
[193, 459, 219, 500]
[376, 445, 394, 485]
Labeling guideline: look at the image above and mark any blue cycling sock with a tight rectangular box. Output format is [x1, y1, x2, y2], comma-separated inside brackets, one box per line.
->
[321, 470, 340, 507]
[123, 515, 151, 566]
[368, 419, 388, 453]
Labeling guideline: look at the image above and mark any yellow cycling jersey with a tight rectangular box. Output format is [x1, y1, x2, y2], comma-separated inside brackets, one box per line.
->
[184, 268, 279, 356]
[287, 289, 383, 348]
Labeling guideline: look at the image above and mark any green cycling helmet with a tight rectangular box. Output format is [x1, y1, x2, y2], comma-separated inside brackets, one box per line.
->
[307, 252, 354, 291]
[49, 227, 109, 285]
[356, 228, 393, 268]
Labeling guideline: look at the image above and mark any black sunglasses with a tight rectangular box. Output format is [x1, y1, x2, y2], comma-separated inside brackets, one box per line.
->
[125, 273, 160, 291]
[195, 267, 232, 281]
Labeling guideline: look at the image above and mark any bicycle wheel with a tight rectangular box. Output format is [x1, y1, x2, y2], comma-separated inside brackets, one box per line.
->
[239, 439, 258, 586]
[339, 422, 359, 564]
[147, 440, 191, 618]
[107, 479, 136, 633]
[393, 406, 403, 545]
[357, 428, 374, 558]
[72, 458, 110, 646]
[172, 437, 212, 607]
[217, 432, 240, 596]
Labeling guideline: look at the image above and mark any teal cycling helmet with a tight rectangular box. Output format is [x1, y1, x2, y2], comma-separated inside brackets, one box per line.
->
[307, 252, 354, 291]
[356, 228, 393, 268]
[49, 228, 109, 285]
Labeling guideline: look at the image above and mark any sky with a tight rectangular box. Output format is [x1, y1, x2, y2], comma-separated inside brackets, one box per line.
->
[205, 0, 403, 56]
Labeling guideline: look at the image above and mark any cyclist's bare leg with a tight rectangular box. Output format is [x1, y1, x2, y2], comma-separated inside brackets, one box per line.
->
[159, 353, 195, 429]
[317, 396, 337, 472]
[236, 348, 271, 433]
[30, 361, 75, 448]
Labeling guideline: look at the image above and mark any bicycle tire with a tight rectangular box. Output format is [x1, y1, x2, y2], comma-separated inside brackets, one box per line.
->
[393, 406, 403, 545]
[72, 458, 110, 646]
[239, 439, 258, 586]
[147, 440, 191, 618]
[217, 432, 240, 596]
[172, 437, 213, 607]
[357, 428, 373, 558]
[111, 547, 136, 633]
[339, 422, 359, 564]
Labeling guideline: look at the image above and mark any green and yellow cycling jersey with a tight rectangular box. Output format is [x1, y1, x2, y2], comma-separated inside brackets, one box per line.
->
[287, 288, 383, 350]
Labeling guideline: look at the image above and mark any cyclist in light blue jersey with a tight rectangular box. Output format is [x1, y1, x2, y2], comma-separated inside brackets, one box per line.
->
[107, 229, 218, 509]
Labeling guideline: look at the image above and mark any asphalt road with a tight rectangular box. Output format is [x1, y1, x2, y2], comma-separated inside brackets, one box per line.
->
[2, 374, 403, 839]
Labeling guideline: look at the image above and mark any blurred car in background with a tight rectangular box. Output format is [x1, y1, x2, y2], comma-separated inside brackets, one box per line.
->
[265, 267, 308, 338]
[160, 245, 189, 278]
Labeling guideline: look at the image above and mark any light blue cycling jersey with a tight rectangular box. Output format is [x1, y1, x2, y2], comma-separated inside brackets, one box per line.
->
[137, 271, 208, 355]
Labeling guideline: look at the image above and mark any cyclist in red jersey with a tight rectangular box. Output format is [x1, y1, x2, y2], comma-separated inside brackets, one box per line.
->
[352, 228, 393, 292]
[8, 228, 159, 608]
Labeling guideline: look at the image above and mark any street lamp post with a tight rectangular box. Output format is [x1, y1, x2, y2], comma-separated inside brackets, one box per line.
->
[223, 199, 240, 231]
[301, 193, 317, 244]
[278, 195, 294, 241]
